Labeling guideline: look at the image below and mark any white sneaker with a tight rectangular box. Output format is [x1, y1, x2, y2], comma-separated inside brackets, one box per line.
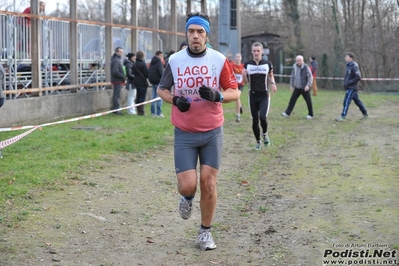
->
[255, 141, 262, 150]
[127, 110, 136, 115]
[198, 228, 217, 251]
[262, 133, 270, 146]
[178, 197, 192, 220]
[281, 112, 290, 117]
[360, 114, 369, 120]
[306, 115, 313, 119]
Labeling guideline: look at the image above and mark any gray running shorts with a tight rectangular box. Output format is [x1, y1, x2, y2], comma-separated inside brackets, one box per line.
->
[174, 126, 223, 174]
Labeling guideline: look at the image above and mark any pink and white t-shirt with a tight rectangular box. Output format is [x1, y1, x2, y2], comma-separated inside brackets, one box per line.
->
[159, 48, 238, 132]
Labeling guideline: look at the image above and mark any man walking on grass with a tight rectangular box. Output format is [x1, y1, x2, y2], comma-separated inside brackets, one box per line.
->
[335, 52, 369, 122]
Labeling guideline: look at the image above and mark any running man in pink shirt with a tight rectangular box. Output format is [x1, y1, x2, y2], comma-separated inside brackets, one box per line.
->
[157, 12, 240, 251]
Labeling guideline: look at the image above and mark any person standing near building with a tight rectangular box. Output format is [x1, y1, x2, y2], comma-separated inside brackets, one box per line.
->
[179, 41, 188, 50]
[21, 1, 46, 19]
[164, 50, 175, 66]
[242, 42, 277, 150]
[19, 1, 46, 57]
[124, 52, 136, 115]
[133, 51, 149, 116]
[309, 56, 318, 96]
[0, 64, 5, 108]
[110, 47, 125, 115]
[0, 89, 4, 109]
[148, 51, 164, 118]
[157, 12, 240, 251]
[281, 55, 314, 119]
[230, 53, 245, 122]
[335, 52, 369, 122]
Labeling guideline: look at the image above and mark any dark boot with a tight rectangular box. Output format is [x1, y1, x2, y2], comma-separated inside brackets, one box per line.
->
[137, 105, 145, 116]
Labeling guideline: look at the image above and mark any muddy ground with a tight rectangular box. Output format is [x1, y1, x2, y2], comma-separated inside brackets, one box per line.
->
[0, 96, 398, 266]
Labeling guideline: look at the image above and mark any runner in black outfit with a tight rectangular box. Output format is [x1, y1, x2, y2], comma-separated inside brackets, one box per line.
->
[243, 42, 277, 150]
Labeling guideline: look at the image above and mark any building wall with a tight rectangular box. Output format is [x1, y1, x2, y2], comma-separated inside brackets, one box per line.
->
[218, 0, 241, 58]
[241, 34, 284, 75]
[0, 90, 128, 128]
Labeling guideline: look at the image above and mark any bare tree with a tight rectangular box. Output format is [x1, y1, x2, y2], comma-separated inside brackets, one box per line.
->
[283, 0, 304, 55]
[7, 0, 399, 90]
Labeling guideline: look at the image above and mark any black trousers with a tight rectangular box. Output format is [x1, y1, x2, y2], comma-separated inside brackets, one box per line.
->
[112, 84, 122, 110]
[249, 90, 270, 142]
[285, 88, 313, 117]
[135, 86, 148, 115]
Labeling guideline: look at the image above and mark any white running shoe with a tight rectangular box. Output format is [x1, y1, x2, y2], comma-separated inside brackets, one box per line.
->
[262, 133, 271, 146]
[360, 114, 369, 120]
[198, 228, 217, 251]
[178, 197, 192, 220]
[255, 141, 262, 150]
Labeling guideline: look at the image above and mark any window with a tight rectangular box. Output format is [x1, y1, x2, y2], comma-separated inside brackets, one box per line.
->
[230, 0, 237, 29]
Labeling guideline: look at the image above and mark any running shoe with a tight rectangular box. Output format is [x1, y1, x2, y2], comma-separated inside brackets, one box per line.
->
[178, 197, 192, 220]
[335, 116, 345, 122]
[262, 133, 270, 146]
[281, 112, 290, 117]
[255, 141, 262, 150]
[235, 115, 240, 122]
[198, 228, 217, 251]
[360, 114, 369, 120]
[306, 115, 313, 119]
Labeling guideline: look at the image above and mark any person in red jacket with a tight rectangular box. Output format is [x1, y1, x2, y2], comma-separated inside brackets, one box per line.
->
[230, 53, 246, 122]
[309, 56, 318, 96]
[19, 1, 46, 56]
[21, 1, 46, 25]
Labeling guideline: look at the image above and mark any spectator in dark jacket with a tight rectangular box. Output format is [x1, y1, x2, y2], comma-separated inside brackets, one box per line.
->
[132, 51, 149, 116]
[124, 53, 137, 115]
[148, 51, 164, 117]
[0, 64, 4, 108]
[164, 50, 175, 66]
[0, 89, 4, 108]
[179, 41, 188, 50]
[111, 47, 125, 115]
[335, 52, 368, 122]
[281, 55, 314, 119]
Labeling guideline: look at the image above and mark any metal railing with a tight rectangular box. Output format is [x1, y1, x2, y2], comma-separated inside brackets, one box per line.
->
[0, 13, 162, 99]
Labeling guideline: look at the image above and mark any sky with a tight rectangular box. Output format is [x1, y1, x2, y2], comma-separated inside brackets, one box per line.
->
[4, 0, 69, 13]
[44, 1, 67, 13]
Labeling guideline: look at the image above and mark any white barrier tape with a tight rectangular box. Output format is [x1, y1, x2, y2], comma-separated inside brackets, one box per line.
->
[0, 97, 162, 132]
[0, 97, 162, 154]
[0, 126, 41, 150]
[274, 74, 399, 81]
[275, 74, 343, 80]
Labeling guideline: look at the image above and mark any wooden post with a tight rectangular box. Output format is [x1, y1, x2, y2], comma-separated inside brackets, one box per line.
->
[30, 0, 42, 96]
[131, 0, 138, 53]
[69, 0, 78, 93]
[105, 0, 112, 85]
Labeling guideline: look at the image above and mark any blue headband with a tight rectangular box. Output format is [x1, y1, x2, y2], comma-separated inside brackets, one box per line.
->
[185, 16, 210, 34]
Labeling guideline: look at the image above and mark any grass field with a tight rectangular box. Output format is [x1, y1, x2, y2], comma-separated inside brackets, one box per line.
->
[0, 84, 388, 211]
[1, 83, 398, 265]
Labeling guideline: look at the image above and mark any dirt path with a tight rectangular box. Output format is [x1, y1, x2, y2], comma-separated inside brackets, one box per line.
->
[1, 98, 398, 266]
